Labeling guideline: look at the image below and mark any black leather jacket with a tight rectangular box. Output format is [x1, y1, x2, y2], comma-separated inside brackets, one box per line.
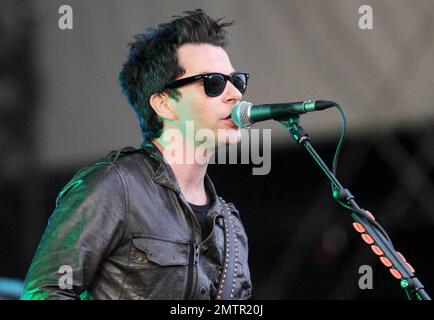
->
[21, 141, 252, 300]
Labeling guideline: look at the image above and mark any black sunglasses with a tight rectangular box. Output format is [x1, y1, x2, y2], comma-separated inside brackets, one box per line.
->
[164, 72, 250, 97]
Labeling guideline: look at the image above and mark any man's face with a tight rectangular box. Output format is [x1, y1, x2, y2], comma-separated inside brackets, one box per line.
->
[167, 43, 243, 148]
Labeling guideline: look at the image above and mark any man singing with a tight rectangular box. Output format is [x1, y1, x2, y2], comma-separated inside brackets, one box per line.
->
[22, 9, 252, 300]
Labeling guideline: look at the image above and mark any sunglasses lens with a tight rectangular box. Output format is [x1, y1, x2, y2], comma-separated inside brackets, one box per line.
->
[203, 73, 249, 97]
[232, 73, 248, 94]
[205, 74, 226, 97]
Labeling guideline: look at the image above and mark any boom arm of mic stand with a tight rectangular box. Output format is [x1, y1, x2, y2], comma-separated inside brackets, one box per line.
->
[280, 116, 431, 300]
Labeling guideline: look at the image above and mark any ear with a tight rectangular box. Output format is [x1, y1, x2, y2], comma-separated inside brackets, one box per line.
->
[149, 92, 178, 121]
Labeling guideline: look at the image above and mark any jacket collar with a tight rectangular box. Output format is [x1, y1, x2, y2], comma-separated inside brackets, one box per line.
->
[138, 140, 222, 216]
[139, 140, 180, 193]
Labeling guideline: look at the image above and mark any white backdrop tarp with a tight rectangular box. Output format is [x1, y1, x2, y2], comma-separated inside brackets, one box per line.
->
[32, 0, 434, 166]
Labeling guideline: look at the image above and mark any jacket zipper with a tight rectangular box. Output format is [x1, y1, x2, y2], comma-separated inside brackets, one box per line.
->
[186, 241, 200, 299]
[182, 197, 221, 299]
[186, 214, 224, 299]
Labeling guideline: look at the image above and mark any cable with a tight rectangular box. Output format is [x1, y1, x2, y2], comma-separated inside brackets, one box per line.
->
[330, 104, 394, 245]
[331, 103, 347, 176]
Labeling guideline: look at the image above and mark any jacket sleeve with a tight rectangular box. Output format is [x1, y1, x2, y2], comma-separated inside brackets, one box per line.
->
[21, 163, 127, 300]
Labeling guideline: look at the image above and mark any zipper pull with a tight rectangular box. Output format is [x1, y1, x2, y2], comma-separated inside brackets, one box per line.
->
[193, 243, 200, 266]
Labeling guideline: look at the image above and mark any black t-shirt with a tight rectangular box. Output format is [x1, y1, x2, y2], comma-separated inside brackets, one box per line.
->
[189, 202, 212, 240]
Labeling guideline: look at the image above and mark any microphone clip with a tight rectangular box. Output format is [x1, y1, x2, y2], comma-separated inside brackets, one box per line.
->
[280, 117, 310, 145]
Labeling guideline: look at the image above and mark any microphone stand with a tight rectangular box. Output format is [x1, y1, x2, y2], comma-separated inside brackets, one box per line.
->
[280, 116, 431, 300]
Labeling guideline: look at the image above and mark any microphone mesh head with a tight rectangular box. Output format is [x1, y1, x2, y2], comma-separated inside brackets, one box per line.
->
[231, 101, 253, 128]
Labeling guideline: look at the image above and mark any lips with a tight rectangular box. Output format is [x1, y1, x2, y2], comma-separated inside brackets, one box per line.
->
[220, 117, 238, 129]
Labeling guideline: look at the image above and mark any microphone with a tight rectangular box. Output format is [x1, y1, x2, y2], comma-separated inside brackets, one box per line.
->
[231, 100, 336, 128]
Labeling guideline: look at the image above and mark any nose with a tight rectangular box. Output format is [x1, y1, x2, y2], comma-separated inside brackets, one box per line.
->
[223, 80, 243, 104]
